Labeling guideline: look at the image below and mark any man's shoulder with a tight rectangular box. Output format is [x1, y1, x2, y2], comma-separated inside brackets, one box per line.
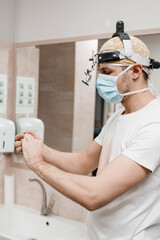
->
[144, 98, 160, 120]
[105, 108, 124, 124]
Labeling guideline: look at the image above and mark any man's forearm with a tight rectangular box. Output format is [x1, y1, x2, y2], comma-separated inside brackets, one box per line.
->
[43, 145, 89, 175]
[32, 161, 95, 210]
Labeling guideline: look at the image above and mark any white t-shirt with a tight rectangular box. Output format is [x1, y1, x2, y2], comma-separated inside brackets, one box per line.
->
[87, 98, 160, 240]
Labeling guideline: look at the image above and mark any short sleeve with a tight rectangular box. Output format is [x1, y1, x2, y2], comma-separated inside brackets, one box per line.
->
[94, 124, 107, 146]
[122, 123, 160, 172]
[94, 108, 125, 146]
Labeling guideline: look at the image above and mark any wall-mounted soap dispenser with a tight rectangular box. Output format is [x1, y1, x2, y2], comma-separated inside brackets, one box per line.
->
[0, 118, 15, 153]
[16, 117, 44, 141]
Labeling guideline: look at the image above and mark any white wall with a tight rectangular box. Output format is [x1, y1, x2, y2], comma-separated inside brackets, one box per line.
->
[0, 0, 14, 42]
[0, 0, 159, 43]
[138, 34, 160, 95]
[14, 0, 160, 43]
[72, 40, 98, 153]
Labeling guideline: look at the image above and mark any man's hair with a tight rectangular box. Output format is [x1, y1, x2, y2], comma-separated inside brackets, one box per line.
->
[142, 70, 149, 81]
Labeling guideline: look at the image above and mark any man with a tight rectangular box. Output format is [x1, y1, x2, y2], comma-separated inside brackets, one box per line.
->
[15, 22, 160, 239]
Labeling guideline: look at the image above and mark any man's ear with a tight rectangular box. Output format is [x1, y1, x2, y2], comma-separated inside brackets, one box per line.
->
[131, 64, 143, 80]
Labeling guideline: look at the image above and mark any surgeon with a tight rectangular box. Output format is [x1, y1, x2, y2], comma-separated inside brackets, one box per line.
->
[15, 21, 160, 239]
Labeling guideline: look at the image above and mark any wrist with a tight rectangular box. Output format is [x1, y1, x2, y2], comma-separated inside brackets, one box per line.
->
[31, 158, 44, 172]
[32, 161, 44, 178]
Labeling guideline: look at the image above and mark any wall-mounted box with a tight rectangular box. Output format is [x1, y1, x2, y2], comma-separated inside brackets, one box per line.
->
[16, 117, 44, 141]
[0, 118, 15, 153]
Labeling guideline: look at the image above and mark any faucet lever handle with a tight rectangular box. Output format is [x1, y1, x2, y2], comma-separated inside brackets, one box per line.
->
[43, 199, 55, 215]
[48, 199, 55, 209]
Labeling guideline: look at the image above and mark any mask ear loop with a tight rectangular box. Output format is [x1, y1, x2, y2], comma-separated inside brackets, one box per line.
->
[116, 64, 150, 96]
[117, 64, 133, 77]
[115, 64, 133, 95]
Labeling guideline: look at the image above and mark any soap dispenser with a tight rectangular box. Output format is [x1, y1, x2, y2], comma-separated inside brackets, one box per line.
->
[0, 118, 15, 152]
[16, 117, 44, 141]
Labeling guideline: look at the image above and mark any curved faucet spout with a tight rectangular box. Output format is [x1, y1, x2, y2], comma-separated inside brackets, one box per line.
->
[29, 178, 52, 215]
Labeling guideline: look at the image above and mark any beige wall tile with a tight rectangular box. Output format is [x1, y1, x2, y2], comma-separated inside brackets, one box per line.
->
[15, 46, 40, 119]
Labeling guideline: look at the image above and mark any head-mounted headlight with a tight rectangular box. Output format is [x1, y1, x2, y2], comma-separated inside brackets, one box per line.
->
[82, 20, 160, 86]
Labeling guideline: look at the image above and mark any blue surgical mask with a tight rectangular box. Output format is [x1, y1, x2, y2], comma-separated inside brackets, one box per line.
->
[96, 65, 149, 103]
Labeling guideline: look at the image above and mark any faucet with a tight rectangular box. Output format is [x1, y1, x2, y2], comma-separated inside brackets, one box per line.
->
[29, 178, 55, 216]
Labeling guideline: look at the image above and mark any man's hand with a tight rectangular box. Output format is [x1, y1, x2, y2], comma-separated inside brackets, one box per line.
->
[22, 134, 44, 170]
[15, 129, 42, 153]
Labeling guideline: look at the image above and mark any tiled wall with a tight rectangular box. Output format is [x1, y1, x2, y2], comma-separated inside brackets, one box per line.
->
[15, 46, 40, 120]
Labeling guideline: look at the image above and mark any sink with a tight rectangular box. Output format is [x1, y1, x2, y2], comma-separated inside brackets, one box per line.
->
[0, 205, 90, 240]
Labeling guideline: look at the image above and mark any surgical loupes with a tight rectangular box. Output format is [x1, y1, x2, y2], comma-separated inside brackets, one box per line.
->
[82, 51, 97, 86]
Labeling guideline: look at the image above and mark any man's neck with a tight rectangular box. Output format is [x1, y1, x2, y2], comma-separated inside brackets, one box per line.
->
[121, 91, 156, 115]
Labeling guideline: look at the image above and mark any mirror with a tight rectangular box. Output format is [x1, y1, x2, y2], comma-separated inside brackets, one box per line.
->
[13, 39, 98, 165]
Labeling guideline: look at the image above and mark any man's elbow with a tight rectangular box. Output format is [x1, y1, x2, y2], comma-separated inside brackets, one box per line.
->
[85, 203, 99, 211]
[83, 192, 107, 211]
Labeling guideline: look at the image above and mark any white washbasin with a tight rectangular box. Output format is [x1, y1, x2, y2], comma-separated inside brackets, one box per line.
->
[0, 205, 90, 240]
